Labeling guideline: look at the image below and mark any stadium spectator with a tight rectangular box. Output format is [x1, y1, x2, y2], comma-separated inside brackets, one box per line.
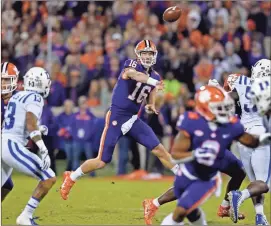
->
[56, 100, 74, 171]
[47, 63, 66, 106]
[71, 96, 96, 176]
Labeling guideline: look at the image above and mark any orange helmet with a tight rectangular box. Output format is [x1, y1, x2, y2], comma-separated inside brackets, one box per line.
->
[1, 62, 19, 94]
[134, 40, 157, 68]
[195, 85, 235, 124]
[223, 73, 241, 92]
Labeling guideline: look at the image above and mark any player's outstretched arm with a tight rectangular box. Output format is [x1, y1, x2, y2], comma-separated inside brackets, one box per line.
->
[237, 132, 271, 148]
[170, 130, 194, 164]
[123, 68, 161, 87]
[26, 112, 51, 170]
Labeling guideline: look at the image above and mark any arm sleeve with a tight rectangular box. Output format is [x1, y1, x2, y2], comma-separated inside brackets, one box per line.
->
[25, 103, 43, 119]
[232, 120, 245, 140]
[176, 112, 194, 137]
[24, 94, 44, 119]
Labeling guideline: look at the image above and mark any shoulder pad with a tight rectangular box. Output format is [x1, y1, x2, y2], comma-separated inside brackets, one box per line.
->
[188, 111, 200, 120]
[230, 116, 238, 124]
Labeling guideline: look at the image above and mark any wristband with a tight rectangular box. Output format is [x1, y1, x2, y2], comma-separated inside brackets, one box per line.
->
[36, 140, 47, 151]
[147, 77, 159, 86]
[29, 130, 42, 139]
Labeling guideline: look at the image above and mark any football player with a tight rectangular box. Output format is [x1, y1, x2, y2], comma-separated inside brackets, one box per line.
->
[142, 79, 246, 225]
[1, 67, 56, 225]
[228, 60, 271, 225]
[159, 85, 270, 225]
[250, 77, 271, 130]
[1, 62, 19, 201]
[60, 40, 178, 200]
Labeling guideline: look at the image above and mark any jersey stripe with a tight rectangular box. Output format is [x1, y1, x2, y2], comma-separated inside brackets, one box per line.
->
[22, 93, 35, 103]
[244, 76, 248, 85]
[239, 76, 243, 85]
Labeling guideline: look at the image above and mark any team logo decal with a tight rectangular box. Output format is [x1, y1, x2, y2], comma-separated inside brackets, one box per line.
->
[194, 130, 204, 136]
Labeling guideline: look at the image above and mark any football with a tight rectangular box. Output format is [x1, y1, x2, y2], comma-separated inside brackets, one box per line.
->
[163, 6, 182, 22]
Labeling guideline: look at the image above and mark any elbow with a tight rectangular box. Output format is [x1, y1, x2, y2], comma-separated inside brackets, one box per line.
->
[171, 150, 179, 160]
[26, 124, 36, 133]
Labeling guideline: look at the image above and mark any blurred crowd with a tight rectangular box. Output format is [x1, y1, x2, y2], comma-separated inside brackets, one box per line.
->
[2, 0, 271, 177]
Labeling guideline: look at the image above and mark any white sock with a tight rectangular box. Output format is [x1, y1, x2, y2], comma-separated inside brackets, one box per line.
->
[254, 204, 264, 215]
[171, 164, 179, 175]
[190, 208, 207, 225]
[153, 198, 160, 207]
[241, 189, 251, 202]
[161, 213, 184, 225]
[221, 199, 230, 208]
[22, 197, 40, 217]
[70, 167, 84, 181]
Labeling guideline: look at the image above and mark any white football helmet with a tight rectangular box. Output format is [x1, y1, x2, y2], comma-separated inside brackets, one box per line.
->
[23, 67, 51, 98]
[250, 77, 271, 116]
[251, 59, 271, 81]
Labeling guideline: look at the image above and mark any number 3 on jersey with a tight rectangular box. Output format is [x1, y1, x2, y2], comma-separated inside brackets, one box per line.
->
[4, 102, 16, 129]
[128, 82, 151, 103]
[244, 86, 257, 113]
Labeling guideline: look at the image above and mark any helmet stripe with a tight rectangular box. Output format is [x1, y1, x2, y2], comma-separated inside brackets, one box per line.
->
[1, 62, 8, 74]
[146, 40, 150, 48]
[144, 40, 148, 48]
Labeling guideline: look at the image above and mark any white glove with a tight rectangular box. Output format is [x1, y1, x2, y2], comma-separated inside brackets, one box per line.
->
[194, 147, 217, 166]
[208, 79, 220, 87]
[259, 133, 271, 145]
[39, 125, 48, 136]
[39, 147, 51, 171]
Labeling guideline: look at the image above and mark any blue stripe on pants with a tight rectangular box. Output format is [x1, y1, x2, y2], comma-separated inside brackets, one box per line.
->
[8, 140, 43, 180]
[13, 142, 52, 179]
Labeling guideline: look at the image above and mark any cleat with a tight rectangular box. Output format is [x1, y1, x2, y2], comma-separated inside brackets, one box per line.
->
[217, 205, 245, 220]
[60, 171, 75, 200]
[256, 214, 269, 225]
[142, 199, 158, 225]
[228, 191, 242, 223]
[16, 214, 38, 225]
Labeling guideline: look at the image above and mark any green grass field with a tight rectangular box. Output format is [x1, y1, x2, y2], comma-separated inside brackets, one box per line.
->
[2, 166, 270, 225]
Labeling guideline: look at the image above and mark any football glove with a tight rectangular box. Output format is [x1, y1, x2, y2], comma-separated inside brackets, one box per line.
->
[39, 147, 51, 171]
[194, 147, 217, 166]
[39, 125, 48, 136]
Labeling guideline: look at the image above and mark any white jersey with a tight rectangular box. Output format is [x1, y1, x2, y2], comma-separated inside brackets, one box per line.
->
[233, 75, 263, 129]
[2, 91, 44, 146]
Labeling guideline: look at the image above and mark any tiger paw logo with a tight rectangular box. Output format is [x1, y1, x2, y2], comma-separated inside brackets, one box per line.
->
[112, 120, 117, 126]
[198, 90, 211, 103]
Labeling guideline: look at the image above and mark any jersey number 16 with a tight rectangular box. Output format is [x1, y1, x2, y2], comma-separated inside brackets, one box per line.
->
[128, 82, 152, 104]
